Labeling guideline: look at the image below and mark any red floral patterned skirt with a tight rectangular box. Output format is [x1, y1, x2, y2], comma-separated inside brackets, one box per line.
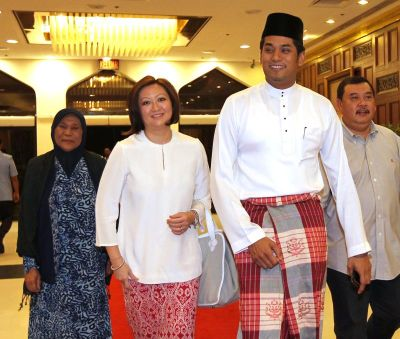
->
[124, 277, 200, 338]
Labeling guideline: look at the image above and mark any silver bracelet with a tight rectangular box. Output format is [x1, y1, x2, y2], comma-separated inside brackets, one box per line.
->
[190, 209, 200, 228]
[110, 259, 125, 271]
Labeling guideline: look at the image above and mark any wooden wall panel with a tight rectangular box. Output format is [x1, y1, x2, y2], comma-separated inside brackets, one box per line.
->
[317, 83, 325, 96]
[388, 28, 398, 63]
[343, 49, 350, 69]
[377, 104, 387, 124]
[303, 66, 310, 88]
[334, 53, 341, 72]
[375, 34, 385, 66]
[364, 66, 373, 86]
[390, 101, 400, 125]
[310, 64, 316, 91]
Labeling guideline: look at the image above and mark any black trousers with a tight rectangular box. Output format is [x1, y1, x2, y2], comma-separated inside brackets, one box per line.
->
[0, 201, 13, 241]
[327, 268, 400, 339]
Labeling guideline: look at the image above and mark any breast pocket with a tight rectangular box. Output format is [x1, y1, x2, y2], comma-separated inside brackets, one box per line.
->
[301, 126, 323, 160]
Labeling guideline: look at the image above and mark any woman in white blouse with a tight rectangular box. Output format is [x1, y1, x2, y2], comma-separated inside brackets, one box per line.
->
[96, 75, 210, 338]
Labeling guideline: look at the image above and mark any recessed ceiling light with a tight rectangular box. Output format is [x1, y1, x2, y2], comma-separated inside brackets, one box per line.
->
[326, 19, 335, 24]
[6, 39, 18, 44]
[202, 50, 215, 54]
[358, 0, 368, 5]
[240, 44, 250, 49]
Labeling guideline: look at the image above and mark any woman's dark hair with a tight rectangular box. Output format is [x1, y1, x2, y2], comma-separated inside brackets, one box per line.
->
[337, 76, 375, 100]
[127, 76, 180, 134]
[259, 37, 305, 54]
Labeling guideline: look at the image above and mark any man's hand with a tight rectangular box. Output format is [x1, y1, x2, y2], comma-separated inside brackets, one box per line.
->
[12, 191, 19, 203]
[248, 237, 283, 269]
[347, 253, 371, 294]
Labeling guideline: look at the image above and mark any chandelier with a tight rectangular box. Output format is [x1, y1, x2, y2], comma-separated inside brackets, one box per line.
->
[42, 13, 184, 58]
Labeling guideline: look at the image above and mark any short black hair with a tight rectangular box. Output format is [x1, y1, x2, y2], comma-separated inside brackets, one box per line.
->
[337, 76, 375, 100]
[259, 37, 305, 55]
[127, 76, 180, 134]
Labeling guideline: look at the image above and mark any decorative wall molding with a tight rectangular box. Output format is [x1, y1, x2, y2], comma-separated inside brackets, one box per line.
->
[377, 72, 399, 93]
[317, 57, 332, 74]
[353, 40, 372, 61]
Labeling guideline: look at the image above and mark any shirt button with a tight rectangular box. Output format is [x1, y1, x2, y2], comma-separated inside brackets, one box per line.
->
[378, 214, 381, 218]
[373, 178, 377, 182]
[370, 161, 373, 165]
[377, 196, 381, 200]
[378, 232, 382, 236]
[285, 130, 288, 132]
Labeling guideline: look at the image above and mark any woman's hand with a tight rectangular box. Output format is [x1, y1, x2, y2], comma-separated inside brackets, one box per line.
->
[167, 211, 196, 235]
[110, 257, 138, 289]
[24, 268, 41, 293]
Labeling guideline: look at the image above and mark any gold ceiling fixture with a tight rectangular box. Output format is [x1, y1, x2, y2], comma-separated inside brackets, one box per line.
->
[43, 13, 185, 57]
[15, 11, 211, 58]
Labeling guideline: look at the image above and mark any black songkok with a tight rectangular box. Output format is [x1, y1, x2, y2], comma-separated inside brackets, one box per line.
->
[261, 12, 304, 45]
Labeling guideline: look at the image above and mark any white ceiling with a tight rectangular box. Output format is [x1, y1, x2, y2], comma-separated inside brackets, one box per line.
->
[0, 0, 398, 62]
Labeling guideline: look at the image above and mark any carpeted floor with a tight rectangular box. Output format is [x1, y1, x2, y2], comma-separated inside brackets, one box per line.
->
[109, 277, 240, 338]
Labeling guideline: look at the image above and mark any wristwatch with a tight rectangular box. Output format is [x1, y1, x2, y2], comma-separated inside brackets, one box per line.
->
[190, 209, 200, 228]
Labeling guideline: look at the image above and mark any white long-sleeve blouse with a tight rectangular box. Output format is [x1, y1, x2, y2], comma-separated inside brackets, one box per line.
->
[96, 130, 211, 284]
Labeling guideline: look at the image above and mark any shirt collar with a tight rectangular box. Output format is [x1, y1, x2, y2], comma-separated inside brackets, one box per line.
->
[265, 81, 297, 98]
[136, 130, 176, 144]
[342, 120, 378, 141]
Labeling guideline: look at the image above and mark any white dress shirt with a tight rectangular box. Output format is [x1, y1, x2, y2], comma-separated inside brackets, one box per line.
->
[96, 131, 210, 284]
[211, 82, 370, 256]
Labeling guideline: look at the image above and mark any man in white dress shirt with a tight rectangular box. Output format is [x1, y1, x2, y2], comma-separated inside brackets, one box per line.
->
[210, 12, 371, 338]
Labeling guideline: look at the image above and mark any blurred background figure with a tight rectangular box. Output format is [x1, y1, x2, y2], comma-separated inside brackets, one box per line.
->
[103, 147, 111, 160]
[0, 138, 19, 254]
[17, 108, 111, 338]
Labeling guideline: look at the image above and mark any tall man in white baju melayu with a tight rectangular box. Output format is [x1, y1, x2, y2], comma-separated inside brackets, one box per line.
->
[210, 12, 371, 339]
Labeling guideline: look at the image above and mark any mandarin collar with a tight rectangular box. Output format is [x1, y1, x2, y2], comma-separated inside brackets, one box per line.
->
[265, 81, 297, 98]
[135, 130, 176, 145]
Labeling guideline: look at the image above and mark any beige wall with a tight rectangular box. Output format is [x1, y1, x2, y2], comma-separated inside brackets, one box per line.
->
[0, 58, 264, 154]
